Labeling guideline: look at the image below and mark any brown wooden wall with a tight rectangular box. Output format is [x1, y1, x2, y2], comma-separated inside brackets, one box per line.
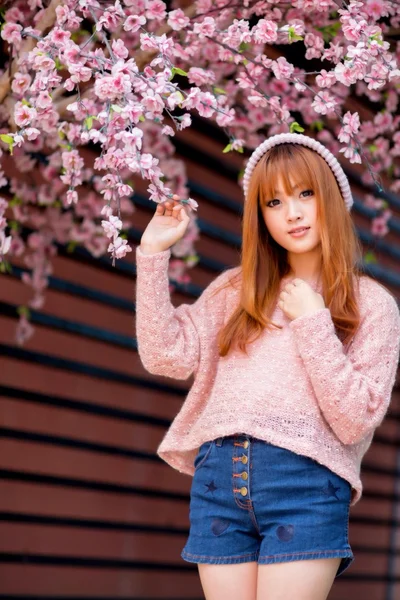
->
[1, 117, 400, 599]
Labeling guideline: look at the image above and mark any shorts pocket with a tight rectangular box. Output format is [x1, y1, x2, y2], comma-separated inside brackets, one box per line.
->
[194, 441, 214, 472]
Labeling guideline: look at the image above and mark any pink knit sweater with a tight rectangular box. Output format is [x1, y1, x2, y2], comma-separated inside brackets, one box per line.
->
[135, 246, 400, 505]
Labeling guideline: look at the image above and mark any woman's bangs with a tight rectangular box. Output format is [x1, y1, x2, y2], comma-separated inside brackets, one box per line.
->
[261, 147, 318, 204]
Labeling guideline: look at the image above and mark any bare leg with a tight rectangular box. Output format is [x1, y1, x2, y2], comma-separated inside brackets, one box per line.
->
[256, 558, 341, 600]
[198, 562, 258, 600]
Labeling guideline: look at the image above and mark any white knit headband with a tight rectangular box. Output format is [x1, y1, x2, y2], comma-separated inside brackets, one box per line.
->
[242, 133, 353, 212]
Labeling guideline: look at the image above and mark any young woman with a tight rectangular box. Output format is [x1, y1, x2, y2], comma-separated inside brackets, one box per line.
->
[135, 133, 400, 600]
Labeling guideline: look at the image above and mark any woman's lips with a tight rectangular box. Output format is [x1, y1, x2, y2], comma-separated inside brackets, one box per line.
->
[289, 227, 310, 237]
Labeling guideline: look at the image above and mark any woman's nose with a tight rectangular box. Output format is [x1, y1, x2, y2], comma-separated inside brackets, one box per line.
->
[286, 201, 302, 220]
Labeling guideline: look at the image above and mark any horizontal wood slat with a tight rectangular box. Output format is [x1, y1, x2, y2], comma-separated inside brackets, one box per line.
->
[0, 523, 187, 563]
[0, 439, 191, 496]
[0, 357, 186, 420]
[0, 565, 202, 598]
[0, 481, 189, 528]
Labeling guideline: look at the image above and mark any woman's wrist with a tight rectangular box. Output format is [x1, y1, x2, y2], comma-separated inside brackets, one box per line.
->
[139, 243, 168, 255]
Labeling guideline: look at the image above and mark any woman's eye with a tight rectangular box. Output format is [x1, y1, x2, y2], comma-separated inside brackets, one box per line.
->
[301, 190, 314, 197]
[266, 199, 280, 207]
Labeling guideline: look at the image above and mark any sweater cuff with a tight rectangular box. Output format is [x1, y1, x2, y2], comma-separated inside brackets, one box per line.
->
[136, 245, 171, 272]
[289, 307, 335, 344]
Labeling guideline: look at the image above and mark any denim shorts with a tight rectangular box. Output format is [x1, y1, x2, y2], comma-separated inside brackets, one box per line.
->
[181, 434, 354, 577]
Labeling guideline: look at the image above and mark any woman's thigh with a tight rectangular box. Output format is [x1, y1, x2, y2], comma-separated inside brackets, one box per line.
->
[198, 562, 258, 600]
[256, 557, 341, 600]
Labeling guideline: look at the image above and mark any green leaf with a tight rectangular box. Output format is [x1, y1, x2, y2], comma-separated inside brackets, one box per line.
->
[84, 115, 97, 130]
[0, 133, 13, 142]
[0, 260, 12, 274]
[111, 104, 123, 113]
[17, 305, 31, 319]
[239, 41, 248, 53]
[310, 120, 324, 132]
[0, 133, 14, 153]
[67, 241, 78, 253]
[9, 220, 19, 231]
[364, 250, 378, 264]
[223, 143, 232, 153]
[171, 67, 188, 78]
[288, 27, 303, 43]
[368, 144, 377, 153]
[9, 195, 22, 207]
[213, 87, 226, 95]
[289, 122, 305, 134]
[139, 115, 145, 122]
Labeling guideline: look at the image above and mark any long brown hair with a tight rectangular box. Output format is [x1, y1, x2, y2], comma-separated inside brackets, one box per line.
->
[215, 143, 364, 357]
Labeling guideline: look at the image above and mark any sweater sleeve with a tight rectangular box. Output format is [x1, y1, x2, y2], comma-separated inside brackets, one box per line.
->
[135, 245, 232, 380]
[289, 280, 400, 445]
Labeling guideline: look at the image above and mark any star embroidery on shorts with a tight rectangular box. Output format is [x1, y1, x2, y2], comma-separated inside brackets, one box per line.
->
[322, 480, 340, 500]
[205, 480, 217, 494]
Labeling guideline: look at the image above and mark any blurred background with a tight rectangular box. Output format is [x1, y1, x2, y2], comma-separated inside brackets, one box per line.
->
[0, 113, 400, 600]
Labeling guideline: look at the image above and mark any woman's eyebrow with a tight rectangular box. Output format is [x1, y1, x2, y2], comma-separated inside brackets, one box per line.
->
[273, 182, 307, 195]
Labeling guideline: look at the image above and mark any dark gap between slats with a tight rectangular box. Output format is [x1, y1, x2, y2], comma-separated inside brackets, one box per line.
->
[0, 386, 170, 427]
[0, 344, 188, 395]
[0, 552, 196, 571]
[0, 511, 188, 536]
[0, 469, 190, 501]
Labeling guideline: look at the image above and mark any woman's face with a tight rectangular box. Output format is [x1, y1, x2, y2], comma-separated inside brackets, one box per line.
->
[261, 174, 321, 255]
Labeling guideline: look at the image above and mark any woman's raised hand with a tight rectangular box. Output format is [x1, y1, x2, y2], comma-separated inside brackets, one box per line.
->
[139, 195, 191, 255]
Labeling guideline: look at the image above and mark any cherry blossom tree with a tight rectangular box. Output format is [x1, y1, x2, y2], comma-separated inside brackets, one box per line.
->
[0, 0, 399, 343]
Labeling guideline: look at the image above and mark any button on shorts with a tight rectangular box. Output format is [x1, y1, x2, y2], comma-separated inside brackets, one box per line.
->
[181, 434, 354, 577]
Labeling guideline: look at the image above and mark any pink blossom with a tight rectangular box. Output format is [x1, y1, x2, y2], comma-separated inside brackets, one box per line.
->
[66, 190, 78, 205]
[25, 128, 40, 141]
[272, 57, 294, 80]
[167, 91, 184, 110]
[365, 62, 388, 90]
[193, 17, 216, 39]
[142, 90, 164, 114]
[339, 145, 362, 164]
[315, 69, 336, 88]
[14, 102, 37, 127]
[196, 92, 217, 118]
[108, 237, 132, 259]
[252, 19, 278, 44]
[312, 91, 337, 115]
[342, 18, 367, 42]
[112, 39, 129, 60]
[124, 15, 146, 32]
[0, 231, 11, 257]
[49, 27, 71, 47]
[334, 63, 360, 86]
[11, 73, 32, 96]
[94, 73, 132, 100]
[322, 42, 344, 64]
[36, 91, 52, 110]
[16, 315, 35, 346]
[116, 183, 133, 198]
[1, 23, 23, 48]
[364, 194, 384, 209]
[3, 8, 24, 23]
[176, 113, 191, 130]
[188, 68, 215, 86]
[372, 215, 389, 237]
[146, 0, 167, 21]
[168, 9, 190, 31]
[102, 215, 122, 239]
